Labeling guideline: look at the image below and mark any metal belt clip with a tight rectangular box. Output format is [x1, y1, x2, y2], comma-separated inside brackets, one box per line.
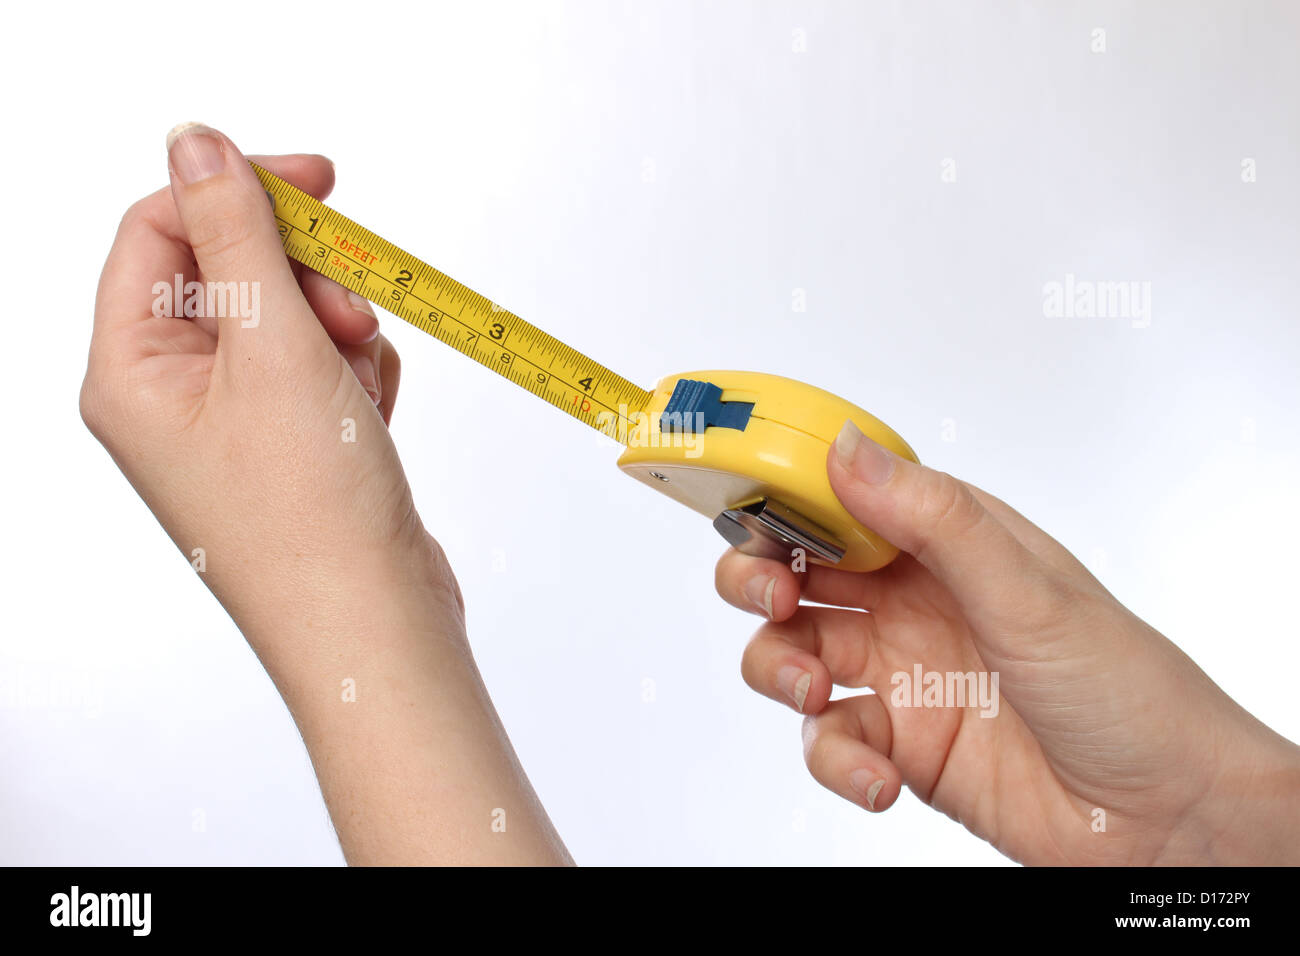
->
[713, 497, 846, 565]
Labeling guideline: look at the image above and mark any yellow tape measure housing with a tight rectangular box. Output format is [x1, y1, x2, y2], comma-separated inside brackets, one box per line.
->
[619, 371, 918, 572]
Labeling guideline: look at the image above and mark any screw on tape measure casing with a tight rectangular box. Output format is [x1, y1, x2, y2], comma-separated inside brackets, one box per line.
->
[253, 163, 918, 572]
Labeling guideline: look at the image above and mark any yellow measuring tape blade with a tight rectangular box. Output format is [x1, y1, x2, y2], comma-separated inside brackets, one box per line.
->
[251, 162, 651, 438]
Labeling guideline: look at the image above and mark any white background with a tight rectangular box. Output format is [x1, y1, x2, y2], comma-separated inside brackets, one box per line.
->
[2, 0, 1297, 865]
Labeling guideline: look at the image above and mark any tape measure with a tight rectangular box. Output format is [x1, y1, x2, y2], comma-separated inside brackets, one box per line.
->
[252, 162, 919, 572]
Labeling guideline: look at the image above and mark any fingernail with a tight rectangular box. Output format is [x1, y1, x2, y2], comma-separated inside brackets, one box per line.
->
[834, 419, 896, 485]
[777, 666, 812, 712]
[743, 575, 776, 619]
[166, 122, 225, 185]
[849, 769, 886, 810]
[350, 355, 381, 405]
[347, 291, 376, 317]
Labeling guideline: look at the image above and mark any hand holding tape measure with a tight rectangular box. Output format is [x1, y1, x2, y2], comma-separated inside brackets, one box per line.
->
[252, 163, 917, 571]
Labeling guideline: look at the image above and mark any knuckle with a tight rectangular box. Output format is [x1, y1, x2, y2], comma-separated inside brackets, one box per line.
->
[738, 629, 771, 690]
[117, 198, 153, 236]
[187, 205, 258, 263]
[715, 550, 750, 605]
[921, 472, 978, 530]
[912, 471, 984, 557]
[78, 373, 113, 440]
[714, 553, 734, 599]
[802, 715, 833, 769]
[1025, 565, 1087, 629]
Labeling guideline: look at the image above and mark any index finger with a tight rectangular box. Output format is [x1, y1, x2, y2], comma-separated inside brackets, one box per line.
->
[714, 547, 897, 620]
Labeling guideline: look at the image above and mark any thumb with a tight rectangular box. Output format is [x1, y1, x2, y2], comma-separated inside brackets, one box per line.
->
[165, 122, 328, 363]
[827, 420, 1057, 636]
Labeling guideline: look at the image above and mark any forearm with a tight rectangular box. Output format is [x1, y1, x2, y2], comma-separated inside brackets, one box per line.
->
[230, 539, 571, 865]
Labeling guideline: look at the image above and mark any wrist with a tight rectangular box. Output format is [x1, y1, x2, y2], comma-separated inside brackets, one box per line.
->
[222, 520, 468, 695]
[1164, 720, 1300, 865]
